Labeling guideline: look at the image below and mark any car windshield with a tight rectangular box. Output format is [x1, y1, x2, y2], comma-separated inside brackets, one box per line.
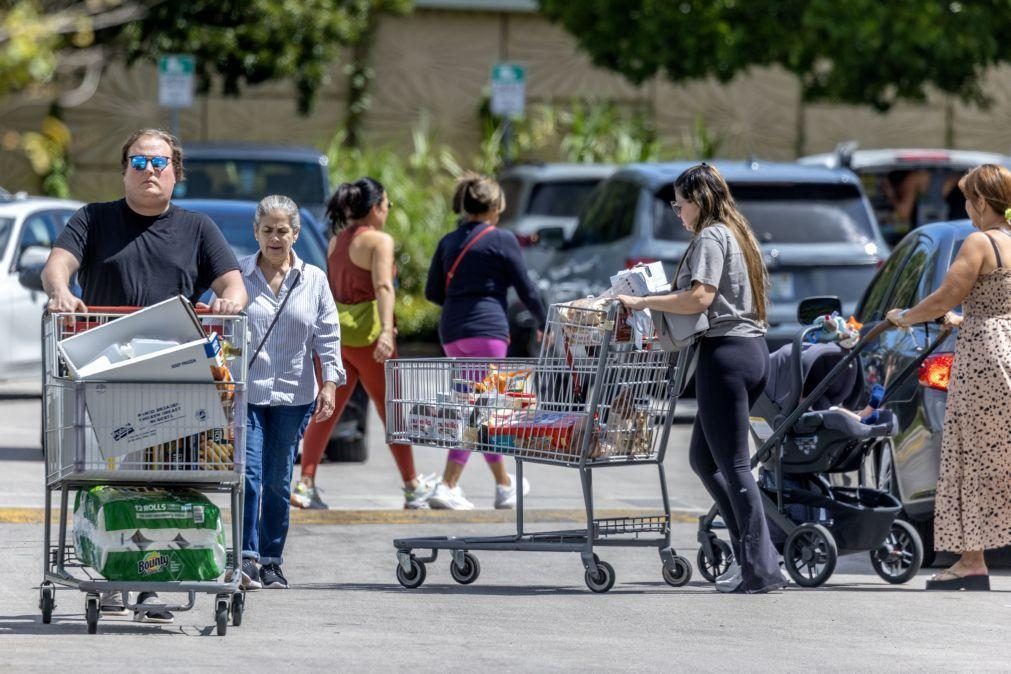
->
[0, 217, 12, 255]
[526, 180, 602, 217]
[175, 159, 327, 206]
[654, 183, 878, 244]
[195, 209, 327, 269]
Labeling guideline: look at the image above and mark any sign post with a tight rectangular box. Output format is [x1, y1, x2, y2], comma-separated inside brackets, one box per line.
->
[158, 54, 196, 140]
[490, 63, 526, 167]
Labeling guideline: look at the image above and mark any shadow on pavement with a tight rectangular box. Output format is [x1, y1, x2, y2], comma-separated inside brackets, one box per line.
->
[293, 581, 715, 596]
[0, 614, 188, 636]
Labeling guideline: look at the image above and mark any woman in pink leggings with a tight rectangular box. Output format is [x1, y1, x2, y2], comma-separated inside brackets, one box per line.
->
[424, 172, 547, 509]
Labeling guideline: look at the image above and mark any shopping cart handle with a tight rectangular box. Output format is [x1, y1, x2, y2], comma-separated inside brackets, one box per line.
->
[83, 305, 243, 316]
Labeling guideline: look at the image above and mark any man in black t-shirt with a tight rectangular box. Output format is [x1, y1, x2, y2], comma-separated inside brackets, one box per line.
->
[41, 129, 248, 624]
[43, 128, 246, 314]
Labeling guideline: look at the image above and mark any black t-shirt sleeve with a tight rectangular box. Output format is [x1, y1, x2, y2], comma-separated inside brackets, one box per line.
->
[54, 204, 92, 263]
[196, 215, 240, 289]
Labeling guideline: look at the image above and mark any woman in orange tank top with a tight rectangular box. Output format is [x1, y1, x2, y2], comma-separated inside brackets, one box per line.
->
[292, 178, 436, 510]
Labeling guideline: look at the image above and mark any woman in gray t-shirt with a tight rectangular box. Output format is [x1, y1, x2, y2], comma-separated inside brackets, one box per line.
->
[618, 163, 785, 594]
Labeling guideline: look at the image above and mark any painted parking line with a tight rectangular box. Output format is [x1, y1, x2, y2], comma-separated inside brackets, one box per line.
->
[0, 507, 701, 526]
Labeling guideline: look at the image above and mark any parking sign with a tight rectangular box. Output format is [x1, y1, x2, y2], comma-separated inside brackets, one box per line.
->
[158, 55, 195, 109]
[490, 63, 526, 118]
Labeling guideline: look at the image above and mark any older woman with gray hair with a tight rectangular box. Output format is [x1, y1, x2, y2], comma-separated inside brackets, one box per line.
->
[236, 194, 345, 590]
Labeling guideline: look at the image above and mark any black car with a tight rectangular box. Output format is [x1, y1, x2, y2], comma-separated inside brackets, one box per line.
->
[853, 220, 970, 565]
[176, 198, 369, 462]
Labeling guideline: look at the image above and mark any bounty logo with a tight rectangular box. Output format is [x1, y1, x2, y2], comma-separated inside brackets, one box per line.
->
[137, 551, 171, 576]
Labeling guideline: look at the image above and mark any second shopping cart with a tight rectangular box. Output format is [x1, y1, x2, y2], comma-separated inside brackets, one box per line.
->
[386, 299, 695, 592]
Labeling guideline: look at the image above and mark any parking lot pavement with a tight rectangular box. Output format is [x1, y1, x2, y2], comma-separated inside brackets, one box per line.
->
[4, 519, 1011, 672]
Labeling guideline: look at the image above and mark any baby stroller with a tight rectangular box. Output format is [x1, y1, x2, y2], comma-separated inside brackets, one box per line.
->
[696, 297, 951, 587]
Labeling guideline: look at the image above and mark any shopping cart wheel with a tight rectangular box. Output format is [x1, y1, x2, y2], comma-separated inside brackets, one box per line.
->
[39, 582, 55, 624]
[396, 557, 427, 589]
[662, 556, 693, 587]
[231, 591, 245, 627]
[215, 595, 229, 636]
[449, 553, 481, 585]
[869, 519, 923, 585]
[584, 560, 615, 593]
[696, 539, 734, 583]
[85, 593, 99, 634]
[783, 523, 838, 587]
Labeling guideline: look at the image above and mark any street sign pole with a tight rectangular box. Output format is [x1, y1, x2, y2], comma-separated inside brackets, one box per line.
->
[490, 63, 525, 169]
[158, 54, 195, 141]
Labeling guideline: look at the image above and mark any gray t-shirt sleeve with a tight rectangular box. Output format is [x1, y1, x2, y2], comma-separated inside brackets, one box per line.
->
[687, 229, 726, 288]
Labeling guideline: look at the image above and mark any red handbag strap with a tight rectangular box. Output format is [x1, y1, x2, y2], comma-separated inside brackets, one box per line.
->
[445, 224, 495, 292]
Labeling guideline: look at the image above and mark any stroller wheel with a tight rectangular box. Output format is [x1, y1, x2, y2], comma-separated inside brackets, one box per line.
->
[696, 539, 733, 583]
[783, 523, 837, 587]
[870, 519, 923, 584]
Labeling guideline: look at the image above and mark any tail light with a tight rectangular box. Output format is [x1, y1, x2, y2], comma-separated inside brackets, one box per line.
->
[625, 257, 658, 269]
[918, 353, 954, 391]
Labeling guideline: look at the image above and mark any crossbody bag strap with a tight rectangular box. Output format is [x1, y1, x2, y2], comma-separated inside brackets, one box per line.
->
[445, 224, 495, 292]
[249, 261, 306, 366]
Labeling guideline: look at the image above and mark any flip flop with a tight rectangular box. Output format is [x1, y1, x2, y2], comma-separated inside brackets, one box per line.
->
[925, 569, 990, 591]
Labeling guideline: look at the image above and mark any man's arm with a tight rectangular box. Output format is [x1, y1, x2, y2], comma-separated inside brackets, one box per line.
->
[208, 270, 247, 315]
[42, 248, 86, 313]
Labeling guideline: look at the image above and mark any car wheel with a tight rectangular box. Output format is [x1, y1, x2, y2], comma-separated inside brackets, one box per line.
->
[324, 383, 369, 463]
[325, 435, 368, 462]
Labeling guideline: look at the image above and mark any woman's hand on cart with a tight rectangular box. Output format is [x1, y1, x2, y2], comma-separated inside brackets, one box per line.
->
[313, 381, 338, 422]
[196, 298, 244, 315]
[615, 294, 647, 312]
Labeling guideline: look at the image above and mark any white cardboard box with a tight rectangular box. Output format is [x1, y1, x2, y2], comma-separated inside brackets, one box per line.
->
[609, 261, 670, 296]
[56, 296, 228, 459]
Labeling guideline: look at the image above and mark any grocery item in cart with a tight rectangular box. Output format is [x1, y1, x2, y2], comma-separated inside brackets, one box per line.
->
[73, 486, 226, 582]
[481, 410, 590, 457]
[408, 402, 465, 443]
[595, 386, 653, 458]
[607, 261, 671, 297]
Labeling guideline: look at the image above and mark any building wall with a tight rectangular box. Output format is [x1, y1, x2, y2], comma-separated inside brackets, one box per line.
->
[2, 7, 1010, 200]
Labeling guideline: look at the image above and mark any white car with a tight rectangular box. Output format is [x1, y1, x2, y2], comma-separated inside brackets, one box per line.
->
[0, 196, 83, 383]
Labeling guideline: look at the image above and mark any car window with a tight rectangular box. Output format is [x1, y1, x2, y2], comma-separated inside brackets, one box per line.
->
[654, 183, 878, 244]
[0, 217, 13, 257]
[889, 240, 931, 309]
[498, 177, 523, 223]
[526, 180, 602, 218]
[19, 211, 59, 250]
[569, 180, 638, 247]
[859, 168, 969, 245]
[857, 238, 916, 322]
[175, 160, 327, 206]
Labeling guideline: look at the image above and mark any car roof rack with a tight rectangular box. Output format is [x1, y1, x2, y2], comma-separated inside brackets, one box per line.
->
[833, 140, 859, 169]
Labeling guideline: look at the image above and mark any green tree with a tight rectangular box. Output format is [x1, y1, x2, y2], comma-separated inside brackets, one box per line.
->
[538, 0, 1011, 111]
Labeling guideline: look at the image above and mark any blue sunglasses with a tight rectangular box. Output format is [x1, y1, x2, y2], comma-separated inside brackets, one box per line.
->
[128, 155, 170, 171]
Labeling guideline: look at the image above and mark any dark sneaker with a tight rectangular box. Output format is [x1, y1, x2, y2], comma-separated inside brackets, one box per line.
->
[259, 563, 288, 589]
[227, 559, 263, 590]
[133, 592, 174, 624]
[99, 590, 129, 616]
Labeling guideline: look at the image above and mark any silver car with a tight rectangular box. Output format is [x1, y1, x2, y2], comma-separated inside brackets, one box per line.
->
[521, 160, 888, 352]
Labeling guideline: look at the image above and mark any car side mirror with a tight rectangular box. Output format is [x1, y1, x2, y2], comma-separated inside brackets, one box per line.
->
[17, 245, 50, 292]
[797, 295, 842, 325]
[535, 226, 566, 250]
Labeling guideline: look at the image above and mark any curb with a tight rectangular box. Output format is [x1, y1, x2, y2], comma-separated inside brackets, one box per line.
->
[0, 507, 702, 526]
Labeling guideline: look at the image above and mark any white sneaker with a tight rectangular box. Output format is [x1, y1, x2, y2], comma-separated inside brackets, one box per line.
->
[404, 473, 438, 509]
[494, 474, 531, 509]
[428, 480, 475, 510]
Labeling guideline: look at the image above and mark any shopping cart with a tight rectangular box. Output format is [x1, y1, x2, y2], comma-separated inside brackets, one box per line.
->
[386, 300, 695, 592]
[38, 305, 248, 635]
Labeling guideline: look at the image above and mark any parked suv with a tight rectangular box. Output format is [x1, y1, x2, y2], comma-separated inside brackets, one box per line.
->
[852, 220, 969, 566]
[174, 144, 331, 228]
[520, 161, 888, 352]
[3, 195, 83, 383]
[800, 144, 1011, 246]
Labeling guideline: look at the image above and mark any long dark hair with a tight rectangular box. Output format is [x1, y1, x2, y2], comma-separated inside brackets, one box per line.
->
[326, 177, 385, 234]
[674, 164, 769, 324]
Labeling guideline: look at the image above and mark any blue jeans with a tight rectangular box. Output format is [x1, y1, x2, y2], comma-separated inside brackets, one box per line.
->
[243, 403, 314, 565]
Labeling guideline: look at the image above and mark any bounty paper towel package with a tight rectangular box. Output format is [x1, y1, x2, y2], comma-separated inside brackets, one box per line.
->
[73, 486, 226, 582]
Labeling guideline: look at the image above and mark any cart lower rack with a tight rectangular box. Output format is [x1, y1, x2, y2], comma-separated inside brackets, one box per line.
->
[386, 300, 696, 592]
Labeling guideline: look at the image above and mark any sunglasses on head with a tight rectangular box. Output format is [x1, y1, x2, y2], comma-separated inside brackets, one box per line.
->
[128, 155, 170, 171]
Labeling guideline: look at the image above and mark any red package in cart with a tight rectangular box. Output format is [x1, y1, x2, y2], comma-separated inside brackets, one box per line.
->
[485, 411, 589, 455]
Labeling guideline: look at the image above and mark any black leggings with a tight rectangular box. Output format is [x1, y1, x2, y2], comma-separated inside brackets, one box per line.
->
[689, 336, 783, 592]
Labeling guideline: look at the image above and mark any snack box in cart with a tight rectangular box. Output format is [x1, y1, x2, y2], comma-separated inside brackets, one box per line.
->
[56, 296, 229, 460]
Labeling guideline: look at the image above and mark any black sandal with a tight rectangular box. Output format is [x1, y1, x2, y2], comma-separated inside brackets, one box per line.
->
[925, 570, 990, 591]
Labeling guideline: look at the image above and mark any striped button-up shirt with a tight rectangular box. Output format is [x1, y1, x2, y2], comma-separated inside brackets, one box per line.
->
[240, 252, 345, 406]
